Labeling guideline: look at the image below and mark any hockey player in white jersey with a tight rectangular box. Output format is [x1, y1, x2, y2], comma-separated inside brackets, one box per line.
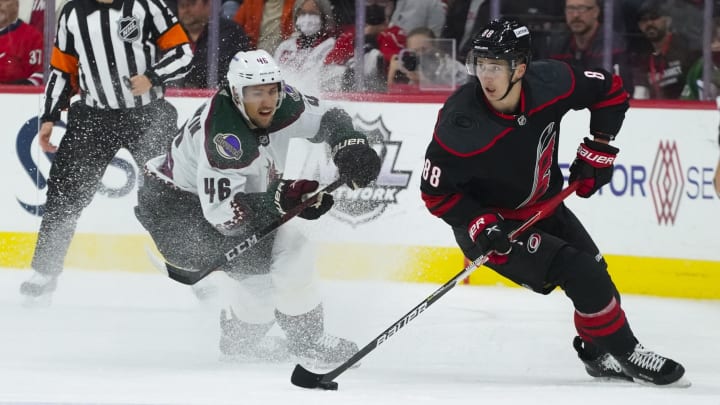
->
[135, 50, 381, 363]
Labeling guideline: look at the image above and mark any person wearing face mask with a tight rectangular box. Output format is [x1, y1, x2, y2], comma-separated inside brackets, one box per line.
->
[273, 0, 336, 90]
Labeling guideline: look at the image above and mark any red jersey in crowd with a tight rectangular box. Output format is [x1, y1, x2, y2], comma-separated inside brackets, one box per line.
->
[29, 0, 45, 34]
[0, 20, 43, 85]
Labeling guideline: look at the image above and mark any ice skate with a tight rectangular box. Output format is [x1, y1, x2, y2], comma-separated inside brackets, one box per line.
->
[288, 332, 358, 368]
[20, 270, 58, 306]
[615, 343, 690, 387]
[218, 308, 291, 363]
[573, 336, 632, 382]
[275, 304, 359, 368]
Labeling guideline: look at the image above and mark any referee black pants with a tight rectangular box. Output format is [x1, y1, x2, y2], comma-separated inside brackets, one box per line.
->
[31, 99, 178, 275]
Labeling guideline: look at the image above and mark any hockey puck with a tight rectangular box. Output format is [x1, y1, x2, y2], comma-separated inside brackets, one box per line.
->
[317, 381, 338, 390]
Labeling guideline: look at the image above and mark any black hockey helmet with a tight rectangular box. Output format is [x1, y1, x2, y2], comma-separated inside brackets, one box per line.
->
[466, 18, 532, 75]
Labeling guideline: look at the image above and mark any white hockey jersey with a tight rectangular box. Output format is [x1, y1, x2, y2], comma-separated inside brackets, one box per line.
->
[145, 85, 327, 234]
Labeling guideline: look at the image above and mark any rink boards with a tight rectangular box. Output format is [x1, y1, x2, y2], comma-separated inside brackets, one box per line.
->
[0, 90, 718, 299]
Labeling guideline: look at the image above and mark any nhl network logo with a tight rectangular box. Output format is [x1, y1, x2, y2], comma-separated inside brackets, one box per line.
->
[331, 115, 412, 226]
[649, 140, 684, 225]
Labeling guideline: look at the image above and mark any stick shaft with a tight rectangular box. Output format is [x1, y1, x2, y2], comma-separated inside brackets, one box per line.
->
[166, 179, 345, 285]
[293, 182, 579, 385]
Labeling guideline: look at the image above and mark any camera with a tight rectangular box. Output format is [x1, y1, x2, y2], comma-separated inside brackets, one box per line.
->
[399, 49, 418, 71]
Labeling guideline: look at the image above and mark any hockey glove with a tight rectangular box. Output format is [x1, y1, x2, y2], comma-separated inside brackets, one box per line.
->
[274, 179, 334, 220]
[468, 213, 513, 265]
[332, 133, 381, 189]
[569, 137, 619, 198]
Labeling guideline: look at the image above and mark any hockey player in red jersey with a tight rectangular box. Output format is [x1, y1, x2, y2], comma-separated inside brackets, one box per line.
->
[420, 18, 688, 387]
[0, 0, 43, 85]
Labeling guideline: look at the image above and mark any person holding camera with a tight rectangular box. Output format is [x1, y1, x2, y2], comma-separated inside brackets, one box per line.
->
[387, 27, 467, 90]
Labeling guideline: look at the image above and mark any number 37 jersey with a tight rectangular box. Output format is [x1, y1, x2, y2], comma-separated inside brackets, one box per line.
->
[420, 59, 629, 228]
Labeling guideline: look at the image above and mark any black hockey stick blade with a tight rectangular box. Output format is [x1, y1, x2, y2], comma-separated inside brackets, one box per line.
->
[289, 182, 578, 389]
[165, 178, 345, 285]
[291, 364, 338, 390]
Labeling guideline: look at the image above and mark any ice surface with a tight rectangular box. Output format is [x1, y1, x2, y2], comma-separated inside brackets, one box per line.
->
[0, 269, 718, 405]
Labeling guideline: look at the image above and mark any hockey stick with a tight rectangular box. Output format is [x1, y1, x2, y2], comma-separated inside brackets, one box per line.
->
[164, 178, 345, 285]
[290, 182, 579, 390]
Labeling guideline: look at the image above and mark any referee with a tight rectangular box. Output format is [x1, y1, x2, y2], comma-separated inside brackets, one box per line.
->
[21, 0, 193, 299]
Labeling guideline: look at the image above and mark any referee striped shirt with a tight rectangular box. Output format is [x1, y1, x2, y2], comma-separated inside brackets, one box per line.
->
[42, 0, 193, 122]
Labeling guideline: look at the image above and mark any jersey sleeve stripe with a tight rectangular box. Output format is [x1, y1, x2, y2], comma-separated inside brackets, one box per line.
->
[606, 74, 624, 95]
[590, 92, 629, 110]
[422, 191, 462, 217]
[50, 47, 79, 75]
[156, 23, 190, 51]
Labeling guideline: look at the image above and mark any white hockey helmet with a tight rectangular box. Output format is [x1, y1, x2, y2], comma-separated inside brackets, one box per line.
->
[226, 49, 285, 122]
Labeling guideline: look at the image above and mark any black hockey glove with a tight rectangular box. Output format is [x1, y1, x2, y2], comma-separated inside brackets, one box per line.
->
[468, 213, 513, 265]
[313, 108, 381, 189]
[332, 135, 381, 189]
[569, 137, 619, 198]
[273, 179, 334, 220]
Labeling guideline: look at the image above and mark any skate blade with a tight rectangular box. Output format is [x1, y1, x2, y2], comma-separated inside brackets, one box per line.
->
[635, 376, 692, 389]
[592, 376, 634, 384]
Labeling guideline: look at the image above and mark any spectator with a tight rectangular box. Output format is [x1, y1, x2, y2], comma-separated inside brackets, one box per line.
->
[633, 0, 701, 99]
[546, 0, 634, 94]
[274, 0, 336, 90]
[442, 0, 490, 63]
[171, 0, 250, 88]
[389, 0, 445, 38]
[0, 0, 43, 85]
[623, 0, 702, 59]
[233, 0, 295, 53]
[387, 26, 467, 90]
[323, 0, 404, 92]
[681, 17, 720, 100]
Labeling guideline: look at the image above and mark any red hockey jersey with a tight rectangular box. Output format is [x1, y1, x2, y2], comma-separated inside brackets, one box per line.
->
[0, 20, 43, 85]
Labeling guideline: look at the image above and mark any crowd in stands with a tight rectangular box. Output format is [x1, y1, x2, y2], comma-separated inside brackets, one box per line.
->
[4, 0, 720, 100]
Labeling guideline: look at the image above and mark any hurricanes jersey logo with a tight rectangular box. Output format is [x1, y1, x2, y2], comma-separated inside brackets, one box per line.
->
[118, 16, 141, 42]
[518, 122, 557, 207]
